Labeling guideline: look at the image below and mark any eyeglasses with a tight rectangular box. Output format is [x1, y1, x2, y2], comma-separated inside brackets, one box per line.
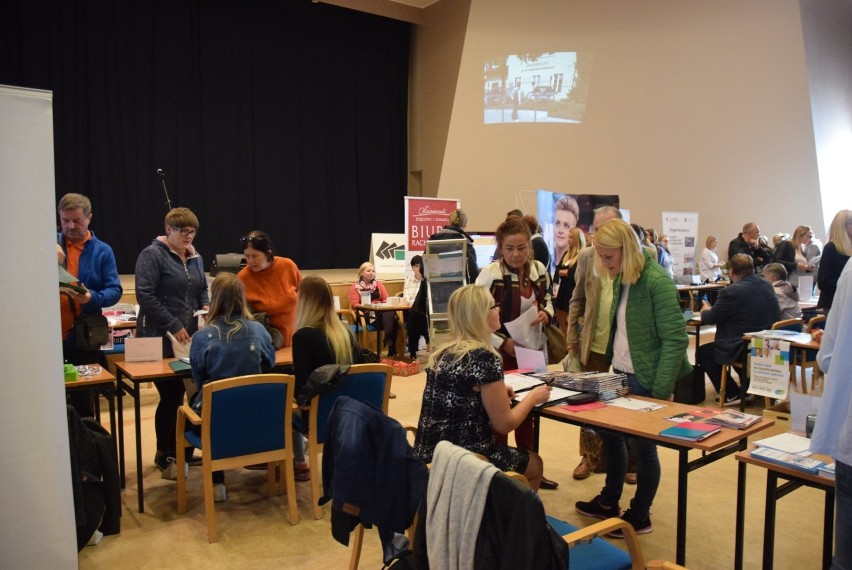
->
[490, 303, 500, 311]
[240, 235, 270, 251]
[170, 225, 197, 237]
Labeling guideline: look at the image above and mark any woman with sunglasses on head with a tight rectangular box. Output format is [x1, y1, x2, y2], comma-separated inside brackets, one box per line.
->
[188, 273, 276, 501]
[414, 284, 551, 490]
[236, 231, 302, 348]
[476, 216, 558, 489]
[135, 207, 209, 480]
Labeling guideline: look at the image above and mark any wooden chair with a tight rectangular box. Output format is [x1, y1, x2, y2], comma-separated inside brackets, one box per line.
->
[304, 363, 393, 520]
[800, 315, 826, 393]
[176, 373, 299, 542]
[718, 360, 746, 409]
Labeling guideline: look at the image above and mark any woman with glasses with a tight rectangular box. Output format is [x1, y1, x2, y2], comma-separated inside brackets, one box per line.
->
[413, 284, 551, 490]
[135, 207, 209, 480]
[236, 230, 302, 348]
[476, 216, 558, 489]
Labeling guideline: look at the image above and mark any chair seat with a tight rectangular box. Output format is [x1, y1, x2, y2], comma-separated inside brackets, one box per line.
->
[546, 515, 632, 570]
[185, 431, 202, 449]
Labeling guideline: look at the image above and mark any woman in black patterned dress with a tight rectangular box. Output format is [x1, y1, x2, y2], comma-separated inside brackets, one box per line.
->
[413, 284, 552, 490]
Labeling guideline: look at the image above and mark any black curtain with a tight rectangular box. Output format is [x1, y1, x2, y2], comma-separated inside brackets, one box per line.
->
[0, 0, 410, 273]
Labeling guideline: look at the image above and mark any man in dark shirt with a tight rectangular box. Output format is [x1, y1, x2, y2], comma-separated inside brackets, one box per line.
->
[697, 253, 781, 405]
[728, 221, 772, 271]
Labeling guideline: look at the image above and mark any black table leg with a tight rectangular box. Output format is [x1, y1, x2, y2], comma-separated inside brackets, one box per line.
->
[116, 372, 126, 487]
[676, 449, 688, 565]
[823, 489, 835, 569]
[763, 471, 778, 570]
[735, 460, 747, 569]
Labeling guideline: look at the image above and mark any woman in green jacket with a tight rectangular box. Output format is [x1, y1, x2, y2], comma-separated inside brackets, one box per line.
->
[575, 219, 691, 537]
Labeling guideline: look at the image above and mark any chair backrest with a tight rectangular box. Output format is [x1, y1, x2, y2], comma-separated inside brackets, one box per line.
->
[806, 315, 826, 331]
[310, 363, 392, 444]
[771, 318, 803, 332]
[201, 373, 295, 461]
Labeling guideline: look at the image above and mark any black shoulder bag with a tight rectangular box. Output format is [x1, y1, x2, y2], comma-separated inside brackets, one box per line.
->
[66, 293, 110, 351]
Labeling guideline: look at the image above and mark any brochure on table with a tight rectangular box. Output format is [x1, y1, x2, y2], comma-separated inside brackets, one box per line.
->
[747, 336, 791, 400]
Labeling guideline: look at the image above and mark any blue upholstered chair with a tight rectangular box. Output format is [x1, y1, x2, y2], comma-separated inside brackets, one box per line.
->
[176, 373, 298, 542]
[302, 363, 393, 520]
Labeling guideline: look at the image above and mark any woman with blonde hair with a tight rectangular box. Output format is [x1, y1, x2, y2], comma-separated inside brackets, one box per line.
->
[292, 275, 362, 480]
[347, 261, 399, 356]
[413, 284, 551, 490]
[552, 226, 586, 334]
[818, 210, 852, 312]
[189, 272, 277, 501]
[574, 219, 690, 536]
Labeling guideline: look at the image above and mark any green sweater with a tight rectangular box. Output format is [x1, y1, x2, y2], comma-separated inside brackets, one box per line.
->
[606, 254, 691, 399]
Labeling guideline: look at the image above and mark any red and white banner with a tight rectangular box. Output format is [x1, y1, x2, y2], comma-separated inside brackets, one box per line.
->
[404, 197, 461, 255]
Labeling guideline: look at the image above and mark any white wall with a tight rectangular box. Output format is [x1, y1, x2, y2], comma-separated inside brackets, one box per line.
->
[433, 0, 826, 252]
[0, 85, 77, 568]
[800, 0, 852, 231]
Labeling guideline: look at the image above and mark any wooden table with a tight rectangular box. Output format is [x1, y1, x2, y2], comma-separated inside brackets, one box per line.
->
[676, 282, 727, 311]
[735, 446, 834, 570]
[353, 303, 412, 355]
[65, 367, 118, 471]
[533, 395, 775, 566]
[116, 347, 293, 513]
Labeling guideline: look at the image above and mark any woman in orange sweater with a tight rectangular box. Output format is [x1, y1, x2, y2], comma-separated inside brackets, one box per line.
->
[236, 231, 302, 347]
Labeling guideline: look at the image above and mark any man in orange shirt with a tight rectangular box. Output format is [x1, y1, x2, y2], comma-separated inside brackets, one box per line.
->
[58, 193, 122, 416]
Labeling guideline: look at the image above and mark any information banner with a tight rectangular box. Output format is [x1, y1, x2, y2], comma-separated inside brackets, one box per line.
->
[404, 197, 460, 255]
[370, 233, 406, 278]
[747, 337, 791, 400]
[662, 211, 699, 278]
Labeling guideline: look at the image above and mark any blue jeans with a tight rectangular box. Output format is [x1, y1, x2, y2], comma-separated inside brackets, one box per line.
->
[598, 374, 660, 518]
[833, 461, 852, 570]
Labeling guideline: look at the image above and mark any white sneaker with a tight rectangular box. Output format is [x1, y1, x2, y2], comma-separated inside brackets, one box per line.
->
[160, 457, 189, 481]
[213, 483, 227, 502]
[86, 529, 103, 546]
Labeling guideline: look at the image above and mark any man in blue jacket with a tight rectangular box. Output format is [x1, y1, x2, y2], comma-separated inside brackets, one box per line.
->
[58, 193, 122, 415]
[697, 253, 780, 405]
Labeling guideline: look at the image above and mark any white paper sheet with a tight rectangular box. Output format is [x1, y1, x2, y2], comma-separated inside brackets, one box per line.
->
[504, 305, 543, 349]
[605, 397, 667, 412]
[515, 386, 581, 407]
[515, 346, 547, 372]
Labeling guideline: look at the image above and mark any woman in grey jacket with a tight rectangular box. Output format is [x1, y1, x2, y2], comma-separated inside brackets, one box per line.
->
[574, 219, 690, 537]
[135, 207, 209, 479]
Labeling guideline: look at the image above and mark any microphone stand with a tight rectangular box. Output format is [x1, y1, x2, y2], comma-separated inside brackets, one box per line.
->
[157, 169, 173, 211]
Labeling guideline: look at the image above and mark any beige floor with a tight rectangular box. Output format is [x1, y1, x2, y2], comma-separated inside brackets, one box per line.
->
[79, 339, 832, 569]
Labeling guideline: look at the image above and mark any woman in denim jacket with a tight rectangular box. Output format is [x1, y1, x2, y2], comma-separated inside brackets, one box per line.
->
[188, 273, 276, 501]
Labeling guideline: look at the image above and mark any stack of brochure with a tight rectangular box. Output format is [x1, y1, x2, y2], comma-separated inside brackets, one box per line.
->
[703, 410, 762, 430]
[818, 463, 835, 479]
[537, 371, 629, 401]
[750, 447, 824, 475]
[751, 432, 824, 475]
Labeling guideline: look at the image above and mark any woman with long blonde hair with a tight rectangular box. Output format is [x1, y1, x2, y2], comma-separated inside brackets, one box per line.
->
[574, 219, 690, 536]
[818, 210, 852, 312]
[414, 285, 551, 490]
[553, 226, 586, 334]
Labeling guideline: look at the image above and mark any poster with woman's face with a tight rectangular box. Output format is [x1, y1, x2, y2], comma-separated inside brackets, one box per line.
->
[537, 190, 620, 272]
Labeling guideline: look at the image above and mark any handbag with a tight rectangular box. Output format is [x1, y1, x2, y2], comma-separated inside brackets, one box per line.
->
[360, 347, 380, 364]
[251, 311, 284, 349]
[296, 364, 351, 406]
[65, 292, 110, 351]
[544, 324, 568, 364]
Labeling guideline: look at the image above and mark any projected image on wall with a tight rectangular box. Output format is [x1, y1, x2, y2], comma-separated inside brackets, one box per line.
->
[484, 52, 593, 124]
